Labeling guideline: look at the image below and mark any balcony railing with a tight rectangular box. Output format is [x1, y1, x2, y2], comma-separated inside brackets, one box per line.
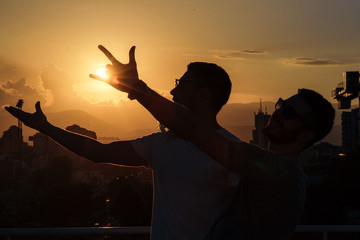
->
[296, 225, 360, 240]
[0, 225, 360, 240]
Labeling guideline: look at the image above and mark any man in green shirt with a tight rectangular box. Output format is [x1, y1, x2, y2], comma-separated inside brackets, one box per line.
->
[88, 45, 334, 239]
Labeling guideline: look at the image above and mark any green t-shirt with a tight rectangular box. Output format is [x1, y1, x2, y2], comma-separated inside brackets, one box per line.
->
[210, 142, 306, 240]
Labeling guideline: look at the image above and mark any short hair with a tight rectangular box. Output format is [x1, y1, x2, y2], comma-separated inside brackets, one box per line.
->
[187, 62, 231, 113]
[298, 88, 335, 146]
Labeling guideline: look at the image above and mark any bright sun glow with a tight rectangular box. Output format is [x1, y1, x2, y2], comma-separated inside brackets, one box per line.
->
[95, 67, 109, 79]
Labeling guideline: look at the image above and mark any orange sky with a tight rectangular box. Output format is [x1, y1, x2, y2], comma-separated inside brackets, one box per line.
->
[1, 0, 360, 132]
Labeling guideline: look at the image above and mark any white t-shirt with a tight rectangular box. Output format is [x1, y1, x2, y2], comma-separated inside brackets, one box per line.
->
[131, 128, 240, 240]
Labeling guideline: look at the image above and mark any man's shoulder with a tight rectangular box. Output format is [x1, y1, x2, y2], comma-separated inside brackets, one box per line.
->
[131, 131, 168, 148]
[217, 128, 241, 142]
[130, 132, 169, 166]
[132, 131, 166, 141]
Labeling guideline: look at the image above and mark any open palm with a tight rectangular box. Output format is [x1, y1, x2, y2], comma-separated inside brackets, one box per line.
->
[90, 45, 139, 95]
[4, 101, 49, 132]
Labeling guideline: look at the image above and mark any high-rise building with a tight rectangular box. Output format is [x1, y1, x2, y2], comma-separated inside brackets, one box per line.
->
[0, 126, 23, 154]
[250, 100, 271, 148]
[332, 71, 360, 152]
[341, 108, 360, 152]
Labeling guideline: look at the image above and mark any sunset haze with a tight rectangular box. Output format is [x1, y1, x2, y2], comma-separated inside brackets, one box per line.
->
[1, 0, 359, 141]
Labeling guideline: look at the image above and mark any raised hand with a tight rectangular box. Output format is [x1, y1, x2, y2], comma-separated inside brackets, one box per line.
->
[4, 101, 49, 132]
[89, 45, 140, 96]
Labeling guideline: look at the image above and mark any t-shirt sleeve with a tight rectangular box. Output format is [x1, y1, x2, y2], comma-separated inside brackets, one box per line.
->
[131, 132, 167, 168]
[229, 141, 302, 187]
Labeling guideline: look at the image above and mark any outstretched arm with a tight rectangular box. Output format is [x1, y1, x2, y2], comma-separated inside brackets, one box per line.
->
[138, 87, 234, 169]
[4, 102, 146, 166]
[90, 45, 233, 169]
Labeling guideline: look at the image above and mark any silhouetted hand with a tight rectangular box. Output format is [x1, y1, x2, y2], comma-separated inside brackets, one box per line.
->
[89, 45, 141, 98]
[4, 101, 49, 132]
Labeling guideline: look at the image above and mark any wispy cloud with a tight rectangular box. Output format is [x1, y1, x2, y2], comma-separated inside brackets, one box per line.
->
[241, 50, 268, 55]
[0, 63, 88, 110]
[181, 49, 268, 60]
[282, 57, 344, 66]
[213, 49, 268, 60]
[0, 79, 19, 96]
[0, 77, 49, 108]
[181, 53, 205, 58]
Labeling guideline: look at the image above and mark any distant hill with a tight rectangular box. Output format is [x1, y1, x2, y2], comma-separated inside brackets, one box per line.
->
[0, 101, 347, 146]
[222, 124, 341, 146]
[218, 102, 274, 126]
[222, 125, 253, 143]
[219, 102, 343, 126]
[219, 102, 342, 146]
[0, 109, 129, 142]
[46, 110, 127, 137]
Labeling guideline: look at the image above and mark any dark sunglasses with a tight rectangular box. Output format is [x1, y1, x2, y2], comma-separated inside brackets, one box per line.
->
[275, 98, 314, 131]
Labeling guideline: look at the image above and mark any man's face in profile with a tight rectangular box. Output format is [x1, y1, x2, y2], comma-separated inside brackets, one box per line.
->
[263, 94, 314, 144]
[170, 71, 201, 110]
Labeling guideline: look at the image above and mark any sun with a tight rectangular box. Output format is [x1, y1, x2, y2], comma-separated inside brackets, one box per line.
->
[95, 67, 109, 79]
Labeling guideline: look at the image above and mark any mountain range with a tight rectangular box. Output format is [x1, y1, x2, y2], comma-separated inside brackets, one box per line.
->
[0, 102, 345, 146]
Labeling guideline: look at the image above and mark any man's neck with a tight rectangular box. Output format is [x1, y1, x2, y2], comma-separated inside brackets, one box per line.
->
[268, 142, 301, 158]
[191, 108, 221, 131]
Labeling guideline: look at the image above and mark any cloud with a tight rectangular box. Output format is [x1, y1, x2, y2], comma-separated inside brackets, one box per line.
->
[0, 62, 54, 108]
[240, 50, 268, 55]
[0, 78, 32, 96]
[213, 49, 268, 60]
[0, 78, 48, 108]
[181, 49, 268, 60]
[38, 65, 91, 110]
[282, 57, 344, 66]
[0, 62, 89, 111]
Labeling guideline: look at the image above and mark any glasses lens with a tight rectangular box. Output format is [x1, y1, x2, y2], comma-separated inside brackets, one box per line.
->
[275, 98, 314, 131]
[275, 98, 284, 110]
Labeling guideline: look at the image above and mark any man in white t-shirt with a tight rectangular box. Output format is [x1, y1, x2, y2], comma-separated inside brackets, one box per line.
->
[129, 61, 241, 239]
[5, 47, 240, 239]
[131, 124, 239, 239]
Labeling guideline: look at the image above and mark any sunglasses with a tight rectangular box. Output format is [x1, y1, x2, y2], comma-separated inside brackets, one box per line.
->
[275, 98, 314, 131]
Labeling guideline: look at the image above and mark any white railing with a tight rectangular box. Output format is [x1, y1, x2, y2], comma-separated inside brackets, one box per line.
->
[0, 225, 360, 240]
